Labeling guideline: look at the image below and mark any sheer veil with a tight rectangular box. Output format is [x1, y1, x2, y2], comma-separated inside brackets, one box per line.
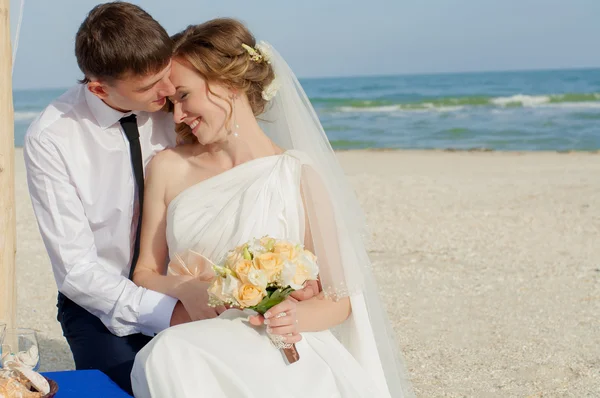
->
[256, 42, 415, 398]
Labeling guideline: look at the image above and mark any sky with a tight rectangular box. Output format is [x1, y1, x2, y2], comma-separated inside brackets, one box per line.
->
[9, 0, 600, 90]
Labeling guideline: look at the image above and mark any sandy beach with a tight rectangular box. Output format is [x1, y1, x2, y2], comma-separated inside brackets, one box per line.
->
[13, 148, 600, 397]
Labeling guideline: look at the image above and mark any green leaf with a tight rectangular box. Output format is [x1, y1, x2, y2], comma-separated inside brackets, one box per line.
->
[243, 247, 252, 260]
[266, 285, 278, 294]
[265, 239, 275, 251]
[250, 286, 295, 314]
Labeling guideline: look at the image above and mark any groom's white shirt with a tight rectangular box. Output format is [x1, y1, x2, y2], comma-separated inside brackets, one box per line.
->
[24, 84, 178, 337]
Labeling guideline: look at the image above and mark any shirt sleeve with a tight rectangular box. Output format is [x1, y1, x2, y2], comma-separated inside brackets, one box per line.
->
[23, 133, 177, 337]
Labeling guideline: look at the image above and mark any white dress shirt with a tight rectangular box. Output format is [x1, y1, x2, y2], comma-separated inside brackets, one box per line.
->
[24, 84, 178, 337]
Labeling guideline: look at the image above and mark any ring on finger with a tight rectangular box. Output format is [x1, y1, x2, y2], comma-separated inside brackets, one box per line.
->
[275, 312, 287, 319]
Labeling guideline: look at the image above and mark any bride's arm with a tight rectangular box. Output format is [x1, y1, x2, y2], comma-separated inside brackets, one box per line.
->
[132, 151, 194, 296]
[133, 151, 224, 322]
[294, 209, 351, 332]
[282, 164, 352, 332]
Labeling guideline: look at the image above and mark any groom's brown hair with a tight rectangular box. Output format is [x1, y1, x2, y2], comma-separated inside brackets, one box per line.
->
[75, 1, 172, 84]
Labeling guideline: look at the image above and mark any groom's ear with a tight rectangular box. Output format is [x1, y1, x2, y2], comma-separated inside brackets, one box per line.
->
[87, 81, 109, 100]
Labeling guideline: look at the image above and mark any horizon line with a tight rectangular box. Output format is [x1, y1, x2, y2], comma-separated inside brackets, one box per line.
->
[13, 65, 600, 91]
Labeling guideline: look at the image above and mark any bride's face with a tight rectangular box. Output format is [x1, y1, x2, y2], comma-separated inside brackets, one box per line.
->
[169, 58, 234, 145]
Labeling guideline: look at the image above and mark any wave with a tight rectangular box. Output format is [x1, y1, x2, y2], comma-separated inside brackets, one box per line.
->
[337, 104, 466, 113]
[14, 111, 40, 122]
[315, 93, 600, 113]
[329, 139, 377, 149]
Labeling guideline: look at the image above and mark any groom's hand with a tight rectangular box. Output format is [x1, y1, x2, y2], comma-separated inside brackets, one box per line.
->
[170, 300, 192, 327]
[176, 279, 227, 322]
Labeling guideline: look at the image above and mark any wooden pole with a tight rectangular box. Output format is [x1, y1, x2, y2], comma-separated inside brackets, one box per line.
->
[0, 0, 17, 330]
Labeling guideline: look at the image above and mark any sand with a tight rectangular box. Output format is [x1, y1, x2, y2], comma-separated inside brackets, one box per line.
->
[12, 148, 600, 397]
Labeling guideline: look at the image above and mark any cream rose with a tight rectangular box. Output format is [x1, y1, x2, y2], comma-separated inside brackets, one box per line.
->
[235, 283, 266, 307]
[273, 241, 298, 261]
[224, 250, 244, 269]
[233, 259, 255, 284]
[254, 252, 284, 282]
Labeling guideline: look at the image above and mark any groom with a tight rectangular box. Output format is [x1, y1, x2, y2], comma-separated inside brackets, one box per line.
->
[24, 2, 317, 395]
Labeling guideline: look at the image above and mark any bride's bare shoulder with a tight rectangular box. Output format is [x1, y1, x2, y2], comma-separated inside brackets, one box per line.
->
[146, 144, 195, 180]
[151, 144, 195, 166]
[272, 144, 286, 155]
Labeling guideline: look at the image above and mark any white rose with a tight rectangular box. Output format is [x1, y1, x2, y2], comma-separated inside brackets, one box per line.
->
[247, 268, 268, 290]
[222, 274, 240, 298]
[262, 77, 281, 102]
[297, 252, 319, 280]
[255, 41, 273, 64]
[279, 260, 304, 290]
[247, 238, 267, 256]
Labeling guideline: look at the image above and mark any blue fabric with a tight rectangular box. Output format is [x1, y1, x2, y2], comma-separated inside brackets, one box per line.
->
[56, 293, 152, 394]
[41, 370, 132, 397]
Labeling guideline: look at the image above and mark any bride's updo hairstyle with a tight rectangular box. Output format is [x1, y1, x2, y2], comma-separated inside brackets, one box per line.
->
[169, 18, 276, 144]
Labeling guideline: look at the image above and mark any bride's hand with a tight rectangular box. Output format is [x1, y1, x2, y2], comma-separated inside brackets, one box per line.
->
[261, 299, 302, 344]
[176, 278, 227, 321]
[289, 279, 319, 301]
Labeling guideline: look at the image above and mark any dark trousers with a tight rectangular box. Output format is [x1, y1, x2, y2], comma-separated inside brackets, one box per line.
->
[57, 293, 153, 396]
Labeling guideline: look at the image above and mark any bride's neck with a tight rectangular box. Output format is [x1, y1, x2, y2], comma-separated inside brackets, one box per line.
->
[203, 103, 276, 165]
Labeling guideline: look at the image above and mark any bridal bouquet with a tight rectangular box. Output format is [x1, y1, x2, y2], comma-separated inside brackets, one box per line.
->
[208, 236, 318, 313]
[207, 236, 319, 363]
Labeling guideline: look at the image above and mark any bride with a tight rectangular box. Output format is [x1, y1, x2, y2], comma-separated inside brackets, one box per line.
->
[130, 18, 414, 398]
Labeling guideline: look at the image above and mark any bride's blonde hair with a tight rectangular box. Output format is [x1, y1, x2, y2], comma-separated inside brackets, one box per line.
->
[168, 18, 276, 144]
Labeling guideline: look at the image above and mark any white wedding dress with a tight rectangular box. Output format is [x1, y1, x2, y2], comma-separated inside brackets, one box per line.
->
[130, 151, 389, 398]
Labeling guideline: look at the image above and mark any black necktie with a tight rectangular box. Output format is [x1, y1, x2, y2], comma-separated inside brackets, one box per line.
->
[120, 115, 144, 279]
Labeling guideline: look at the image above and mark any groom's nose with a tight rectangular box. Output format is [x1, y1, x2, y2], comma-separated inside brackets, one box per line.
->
[173, 103, 186, 124]
[158, 77, 176, 98]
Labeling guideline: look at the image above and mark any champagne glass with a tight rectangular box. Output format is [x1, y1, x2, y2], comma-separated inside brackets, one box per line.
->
[1, 328, 40, 371]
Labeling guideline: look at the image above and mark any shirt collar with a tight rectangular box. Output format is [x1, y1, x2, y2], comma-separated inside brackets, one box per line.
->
[83, 85, 143, 130]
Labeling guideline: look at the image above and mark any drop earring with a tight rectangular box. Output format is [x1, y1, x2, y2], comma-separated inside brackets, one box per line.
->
[232, 97, 239, 138]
